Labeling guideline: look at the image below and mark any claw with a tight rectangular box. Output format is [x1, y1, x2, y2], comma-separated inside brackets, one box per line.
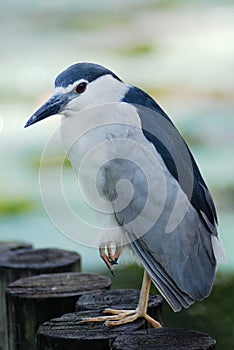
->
[110, 244, 121, 265]
[99, 246, 115, 276]
[107, 243, 116, 265]
[99, 243, 121, 275]
[107, 242, 120, 265]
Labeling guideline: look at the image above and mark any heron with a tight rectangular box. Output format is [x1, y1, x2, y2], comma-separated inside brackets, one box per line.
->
[25, 62, 225, 328]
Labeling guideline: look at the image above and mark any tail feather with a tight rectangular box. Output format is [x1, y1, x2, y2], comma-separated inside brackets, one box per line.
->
[211, 235, 226, 264]
[130, 239, 195, 312]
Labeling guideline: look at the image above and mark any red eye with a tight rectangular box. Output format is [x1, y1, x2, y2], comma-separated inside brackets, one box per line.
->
[75, 82, 87, 94]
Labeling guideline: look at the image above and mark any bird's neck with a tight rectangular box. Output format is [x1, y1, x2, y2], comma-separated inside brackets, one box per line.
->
[60, 102, 143, 185]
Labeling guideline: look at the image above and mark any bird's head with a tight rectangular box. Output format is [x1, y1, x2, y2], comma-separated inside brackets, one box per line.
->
[25, 62, 129, 127]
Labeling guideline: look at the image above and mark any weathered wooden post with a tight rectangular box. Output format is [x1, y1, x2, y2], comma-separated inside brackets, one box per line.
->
[0, 241, 32, 349]
[6, 272, 111, 350]
[37, 291, 216, 349]
[0, 241, 32, 252]
[76, 289, 163, 325]
[0, 248, 81, 350]
[36, 310, 145, 350]
[112, 328, 216, 349]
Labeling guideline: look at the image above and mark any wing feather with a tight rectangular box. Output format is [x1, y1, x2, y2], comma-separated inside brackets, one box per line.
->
[104, 144, 217, 311]
[122, 87, 218, 232]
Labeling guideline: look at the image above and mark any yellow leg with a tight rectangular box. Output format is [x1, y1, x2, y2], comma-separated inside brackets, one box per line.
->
[81, 270, 162, 328]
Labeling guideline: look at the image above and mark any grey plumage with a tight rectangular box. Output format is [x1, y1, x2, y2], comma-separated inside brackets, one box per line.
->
[102, 106, 217, 312]
[104, 151, 216, 312]
[25, 62, 225, 314]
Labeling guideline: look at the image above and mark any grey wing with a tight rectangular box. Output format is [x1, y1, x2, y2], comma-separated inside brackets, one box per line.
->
[123, 89, 218, 233]
[129, 211, 216, 312]
[104, 144, 216, 312]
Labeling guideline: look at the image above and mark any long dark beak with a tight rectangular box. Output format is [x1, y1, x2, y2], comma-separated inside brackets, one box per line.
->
[24, 93, 69, 128]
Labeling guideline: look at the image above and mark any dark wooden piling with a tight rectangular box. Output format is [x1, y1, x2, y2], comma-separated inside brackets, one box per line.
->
[0, 241, 32, 349]
[111, 328, 216, 349]
[36, 310, 145, 350]
[0, 248, 81, 350]
[76, 289, 163, 325]
[6, 272, 111, 350]
[0, 241, 32, 252]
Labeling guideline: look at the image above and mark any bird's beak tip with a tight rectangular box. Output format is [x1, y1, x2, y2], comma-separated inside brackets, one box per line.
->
[24, 93, 68, 129]
[24, 115, 36, 128]
[24, 121, 30, 128]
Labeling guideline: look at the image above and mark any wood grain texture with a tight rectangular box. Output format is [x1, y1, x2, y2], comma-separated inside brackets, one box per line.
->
[0, 248, 81, 350]
[112, 328, 216, 349]
[6, 272, 110, 350]
[76, 289, 163, 324]
[36, 310, 145, 350]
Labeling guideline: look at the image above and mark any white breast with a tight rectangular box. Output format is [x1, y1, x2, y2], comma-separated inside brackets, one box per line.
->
[60, 102, 143, 247]
[60, 102, 141, 175]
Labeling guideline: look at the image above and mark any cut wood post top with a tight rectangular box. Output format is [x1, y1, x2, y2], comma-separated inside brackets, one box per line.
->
[0, 248, 79, 350]
[0, 248, 81, 271]
[76, 289, 163, 311]
[76, 289, 163, 324]
[38, 310, 145, 336]
[6, 272, 111, 299]
[0, 241, 32, 252]
[6, 273, 111, 350]
[36, 310, 145, 350]
[112, 328, 216, 350]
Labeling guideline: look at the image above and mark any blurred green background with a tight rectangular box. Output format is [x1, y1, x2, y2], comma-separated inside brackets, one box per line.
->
[0, 0, 233, 348]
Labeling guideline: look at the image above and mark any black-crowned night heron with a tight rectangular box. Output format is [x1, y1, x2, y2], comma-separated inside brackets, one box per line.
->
[25, 62, 225, 328]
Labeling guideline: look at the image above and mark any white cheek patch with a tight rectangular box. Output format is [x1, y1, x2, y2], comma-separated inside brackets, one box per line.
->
[88, 75, 130, 103]
[75, 75, 130, 111]
[55, 79, 88, 94]
[59, 75, 130, 115]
